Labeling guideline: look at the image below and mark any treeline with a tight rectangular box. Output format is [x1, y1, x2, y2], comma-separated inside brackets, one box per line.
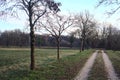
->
[96, 26, 120, 50]
[0, 29, 80, 48]
[0, 30, 29, 47]
[1, 25, 120, 51]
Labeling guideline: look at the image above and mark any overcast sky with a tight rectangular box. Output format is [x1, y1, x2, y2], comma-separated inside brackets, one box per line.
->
[0, 0, 120, 32]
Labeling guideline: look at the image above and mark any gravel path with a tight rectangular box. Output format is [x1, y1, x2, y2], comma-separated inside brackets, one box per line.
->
[74, 51, 98, 80]
[102, 50, 119, 80]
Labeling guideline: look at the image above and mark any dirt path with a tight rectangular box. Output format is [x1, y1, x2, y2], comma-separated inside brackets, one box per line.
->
[74, 51, 98, 80]
[102, 50, 119, 80]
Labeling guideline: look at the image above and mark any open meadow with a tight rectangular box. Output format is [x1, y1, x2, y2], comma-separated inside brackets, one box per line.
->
[0, 48, 94, 80]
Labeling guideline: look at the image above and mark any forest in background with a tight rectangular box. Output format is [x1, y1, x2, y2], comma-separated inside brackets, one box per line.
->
[1, 25, 120, 51]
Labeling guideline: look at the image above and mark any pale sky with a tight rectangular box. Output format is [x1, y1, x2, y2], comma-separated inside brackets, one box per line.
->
[0, 0, 120, 32]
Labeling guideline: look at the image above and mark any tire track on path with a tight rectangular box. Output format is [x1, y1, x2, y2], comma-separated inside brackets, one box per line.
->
[74, 50, 98, 80]
[102, 50, 119, 80]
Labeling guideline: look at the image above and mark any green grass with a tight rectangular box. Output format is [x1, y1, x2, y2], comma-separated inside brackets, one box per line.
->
[88, 50, 108, 80]
[106, 50, 120, 78]
[0, 48, 94, 80]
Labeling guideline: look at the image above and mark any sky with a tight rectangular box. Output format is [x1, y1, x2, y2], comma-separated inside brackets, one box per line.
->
[0, 0, 120, 32]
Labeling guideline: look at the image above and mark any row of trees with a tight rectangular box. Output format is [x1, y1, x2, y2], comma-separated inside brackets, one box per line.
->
[1, 20, 120, 51]
[1, 11, 120, 69]
[0, 29, 80, 48]
[0, 0, 120, 70]
[0, 30, 29, 47]
[97, 24, 120, 50]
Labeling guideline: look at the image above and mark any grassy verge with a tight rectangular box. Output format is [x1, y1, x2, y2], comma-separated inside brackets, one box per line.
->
[106, 50, 120, 78]
[0, 48, 94, 80]
[88, 50, 108, 80]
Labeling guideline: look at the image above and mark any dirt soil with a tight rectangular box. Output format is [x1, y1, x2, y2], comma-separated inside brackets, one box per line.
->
[102, 50, 119, 80]
[74, 50, 119, 80]
[74, 51, 98, 80]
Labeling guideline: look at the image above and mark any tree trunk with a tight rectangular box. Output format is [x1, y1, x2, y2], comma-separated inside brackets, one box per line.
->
[30, 26, 35, 70]
[29, 8, 35, 70]
[82, 38, 85, 51]
[57, 37, 60, 60]
[70, 43, 73, 48]
[80, 38, 83, 52]
[80, 38, 85, 52]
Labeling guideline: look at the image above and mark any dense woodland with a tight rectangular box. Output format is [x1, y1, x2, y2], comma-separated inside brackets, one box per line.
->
[0, 29, 80, 48]
[0, 26, 120, 51]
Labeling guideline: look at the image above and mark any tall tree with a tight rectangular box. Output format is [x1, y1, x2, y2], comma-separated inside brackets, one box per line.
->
[40, 13, 74, 60]
[74, 11, 97, 51]
[0, 0, 61, 70]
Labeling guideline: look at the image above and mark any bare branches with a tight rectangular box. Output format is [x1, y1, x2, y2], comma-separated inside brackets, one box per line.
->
[39, 12, 73, 60]
[107, 6, 120, 15]
[97, 0, 120, 15]
[33, 8, 46, 26]
[0, 0, 61, 22]
[74, 11, 97, 51]
[39, 13, 74, 38]
[75, 11, 94, 32]
[0, 0, 61, 70]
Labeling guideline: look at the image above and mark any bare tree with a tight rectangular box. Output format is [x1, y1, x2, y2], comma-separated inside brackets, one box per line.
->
[74, 11, 97, 52]
[99, 24, 108, 48]
[40, 13, 74, 60]
[0, 0, 60, 70]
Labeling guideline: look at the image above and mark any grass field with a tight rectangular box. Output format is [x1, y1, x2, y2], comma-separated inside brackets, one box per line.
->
[0, 48, 94, 80]
[106, 50, 120, 79]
